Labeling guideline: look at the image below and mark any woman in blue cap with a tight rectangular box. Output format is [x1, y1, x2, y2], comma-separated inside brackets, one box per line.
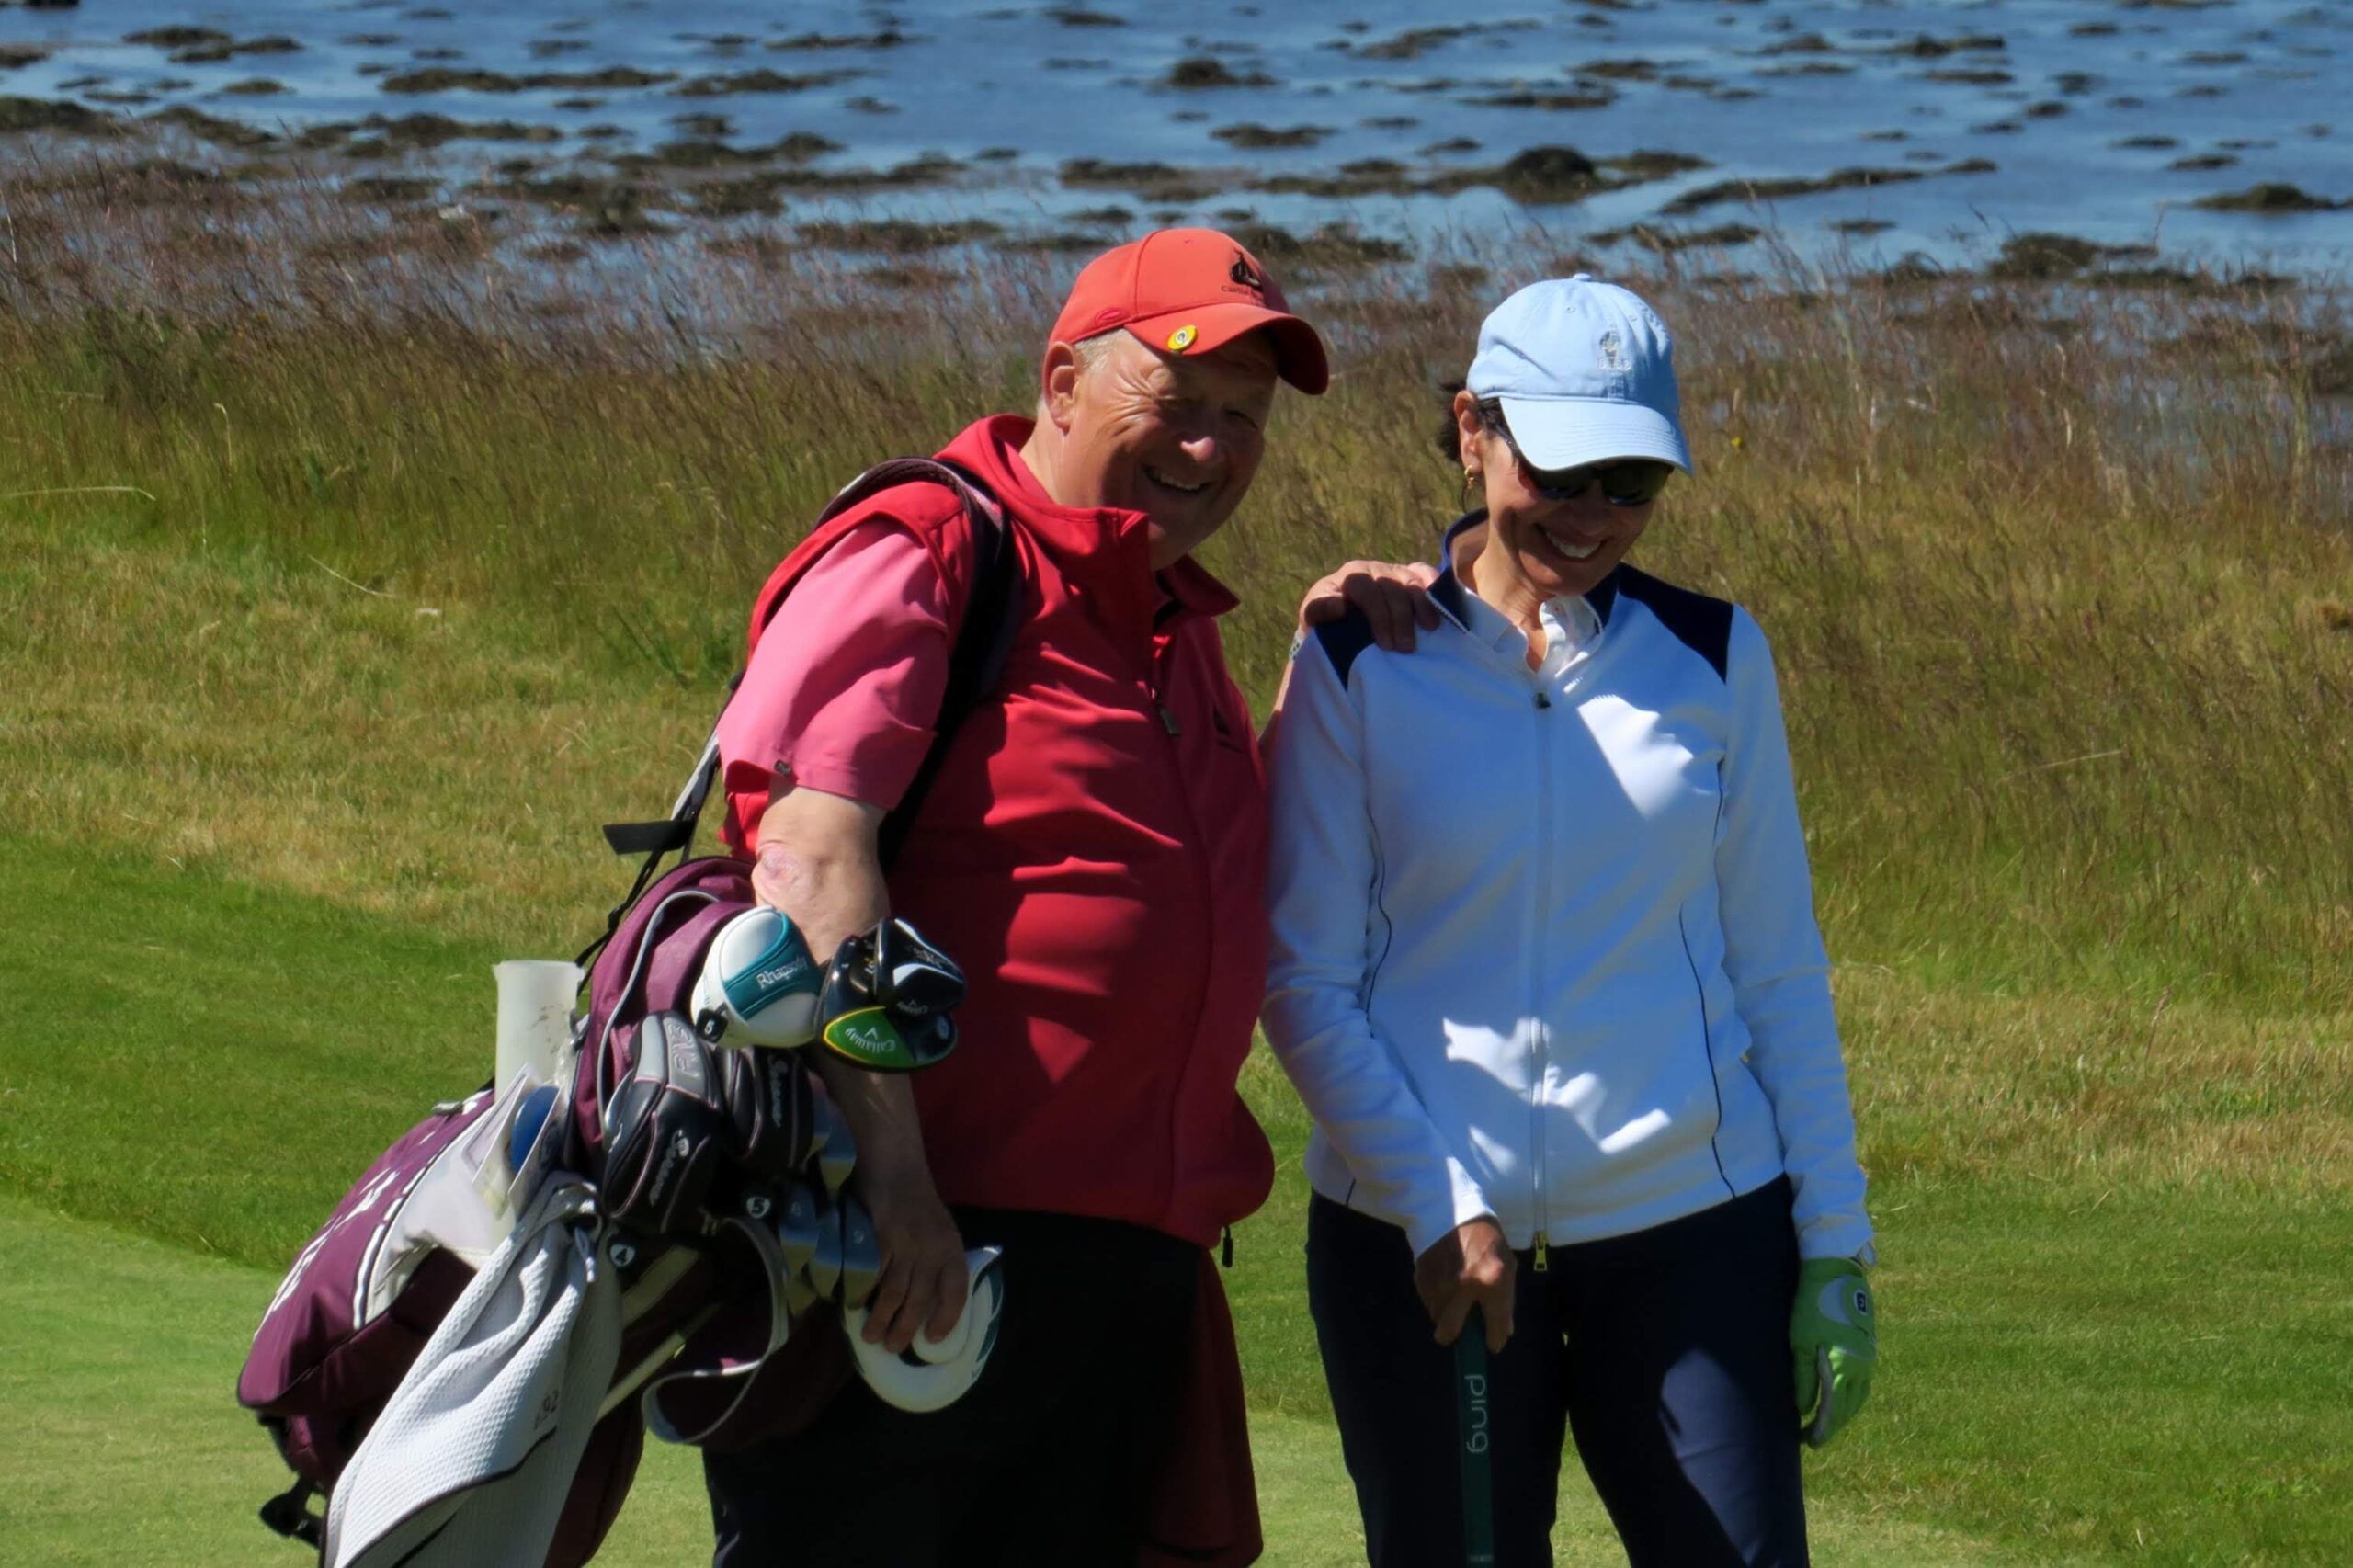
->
[1262, 277, 1878, 1566]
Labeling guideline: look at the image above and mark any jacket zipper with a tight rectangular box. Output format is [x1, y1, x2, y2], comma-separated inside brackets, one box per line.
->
[1147, 632, 1216, 1235]
[1530, 687, 1552, 1270]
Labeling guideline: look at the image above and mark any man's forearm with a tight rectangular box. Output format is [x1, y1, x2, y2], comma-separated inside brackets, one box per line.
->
[752, 788, 935, 1180]
[751, 789, 890, 966]
[812, 1058, 931, 1185]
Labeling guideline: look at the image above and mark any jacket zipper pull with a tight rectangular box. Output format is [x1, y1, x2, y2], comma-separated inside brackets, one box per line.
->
[1159, 705, 1182, 735]
[1533, 1232, 1551, 1273]
[1534, 691, 1552, 710]
[1221, 1226, 1234, 1268]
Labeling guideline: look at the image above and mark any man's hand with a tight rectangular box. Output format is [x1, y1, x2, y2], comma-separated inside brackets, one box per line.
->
[1415, 1216, 1516, 1353]
[854, 1156, 970, 1355]
[1791, 1256, 1877, 1447]
[1299, 559, 1439, 653]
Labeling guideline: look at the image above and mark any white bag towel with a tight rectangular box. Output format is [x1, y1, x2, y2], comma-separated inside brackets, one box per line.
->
[326, 1176, 620, 1568]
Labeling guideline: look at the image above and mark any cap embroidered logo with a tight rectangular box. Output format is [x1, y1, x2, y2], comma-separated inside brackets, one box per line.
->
[1229, 249, 1267, 297]
[1598, 328, 1627, 371]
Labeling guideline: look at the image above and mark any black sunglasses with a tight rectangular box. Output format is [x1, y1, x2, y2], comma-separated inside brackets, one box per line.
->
[1480, 403, 1676, 507]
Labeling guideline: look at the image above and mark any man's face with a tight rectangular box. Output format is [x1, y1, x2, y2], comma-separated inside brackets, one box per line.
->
[1045, 329, 1279, 569]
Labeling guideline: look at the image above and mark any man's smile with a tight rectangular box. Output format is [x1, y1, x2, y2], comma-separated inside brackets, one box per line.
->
[1143, 463, 1211, 497]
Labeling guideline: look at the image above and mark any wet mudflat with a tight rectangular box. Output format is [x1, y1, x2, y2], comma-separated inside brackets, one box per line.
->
[0, 0, 2347, 276]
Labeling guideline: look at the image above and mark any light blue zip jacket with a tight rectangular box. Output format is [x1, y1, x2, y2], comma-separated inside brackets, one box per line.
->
[1262, 524, 1872, 1265]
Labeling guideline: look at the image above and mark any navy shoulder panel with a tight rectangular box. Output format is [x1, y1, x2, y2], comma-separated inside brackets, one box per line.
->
[1312, 608, 1379, 687]
[1614, 566, 1734, 682]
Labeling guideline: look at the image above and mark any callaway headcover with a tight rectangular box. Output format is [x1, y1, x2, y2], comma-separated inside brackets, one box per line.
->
[815, 918, 966, 1072]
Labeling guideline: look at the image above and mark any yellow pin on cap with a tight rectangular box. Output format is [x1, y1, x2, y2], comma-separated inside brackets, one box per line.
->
[1165, 324, 1199, 351]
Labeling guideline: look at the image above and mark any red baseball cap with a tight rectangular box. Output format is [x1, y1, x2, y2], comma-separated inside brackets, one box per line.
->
[1047, 228, 1331, 395]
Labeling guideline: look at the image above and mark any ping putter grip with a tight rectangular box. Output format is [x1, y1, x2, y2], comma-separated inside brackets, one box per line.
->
[1456, 1306, 1496, 1568]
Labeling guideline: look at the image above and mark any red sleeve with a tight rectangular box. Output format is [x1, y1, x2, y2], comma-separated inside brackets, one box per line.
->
[716, 523, 951, 852]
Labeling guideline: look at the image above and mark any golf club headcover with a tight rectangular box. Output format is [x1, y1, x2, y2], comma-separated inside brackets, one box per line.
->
[845, 1246, 1006, 1414]
[815, 918, 964, 1073]
[713, 1045, 820, 1184]
[599, 1012, 733, 1236]
[692, 906, 824, 1049]
[870, 919, 967, 1017]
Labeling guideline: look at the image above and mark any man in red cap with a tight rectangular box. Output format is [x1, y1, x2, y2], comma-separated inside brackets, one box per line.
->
[702, 230, 1433, 1564]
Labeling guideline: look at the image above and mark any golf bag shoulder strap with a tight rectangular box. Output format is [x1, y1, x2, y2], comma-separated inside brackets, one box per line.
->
[585, 458, 1022, 965]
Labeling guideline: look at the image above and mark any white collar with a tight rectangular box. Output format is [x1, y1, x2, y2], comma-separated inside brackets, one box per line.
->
[1454, 588, 1600, 675]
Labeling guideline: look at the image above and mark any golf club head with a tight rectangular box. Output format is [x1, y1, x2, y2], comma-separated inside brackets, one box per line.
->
[692, 906, 823, 1049]
[773, 1179, 824, 1278]
[845, 1246, 1006, 1414]
[810, 1088, 857, 1194]
[870, 919, 966, 1017]
[835, 1193, 883, 1308]
[804, 1190, 884, 1307]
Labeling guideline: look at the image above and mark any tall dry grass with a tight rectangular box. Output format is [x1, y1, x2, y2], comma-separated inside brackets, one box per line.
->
[4, 159, 2348, 1015]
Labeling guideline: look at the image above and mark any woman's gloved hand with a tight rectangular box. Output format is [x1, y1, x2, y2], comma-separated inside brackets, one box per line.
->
[1791, 1256, 1877, 1447]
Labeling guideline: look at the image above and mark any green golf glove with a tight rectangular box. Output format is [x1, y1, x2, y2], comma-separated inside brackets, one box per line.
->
[1791, 1256, 1876, 1448]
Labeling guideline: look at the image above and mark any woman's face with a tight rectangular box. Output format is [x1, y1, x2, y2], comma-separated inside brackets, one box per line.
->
[1454, 391, 1657, 603]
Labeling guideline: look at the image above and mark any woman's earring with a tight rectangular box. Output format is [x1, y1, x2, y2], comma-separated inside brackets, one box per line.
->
[1461, 469, 1481, 502]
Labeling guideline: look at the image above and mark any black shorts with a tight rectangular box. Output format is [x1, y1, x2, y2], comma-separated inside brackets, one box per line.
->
[706, 1207, 1199, 1568]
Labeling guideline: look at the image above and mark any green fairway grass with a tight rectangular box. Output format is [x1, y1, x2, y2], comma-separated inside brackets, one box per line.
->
[2, 839, 2345, 1563]
[0, 1191, 2010, 1567]
[3, 168, 2349, 1562]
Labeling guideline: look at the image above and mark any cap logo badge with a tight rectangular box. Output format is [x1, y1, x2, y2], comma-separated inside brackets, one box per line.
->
[1597, 329, 1627, 371]
[1225, 249, 1267, 300]
[1166, 324, 1199, 351]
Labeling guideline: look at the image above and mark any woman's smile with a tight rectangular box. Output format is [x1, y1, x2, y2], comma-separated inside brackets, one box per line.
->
[1537, 520, 1602, 562]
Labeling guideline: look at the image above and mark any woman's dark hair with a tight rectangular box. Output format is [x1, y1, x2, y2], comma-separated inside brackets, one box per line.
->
[1436, 381, 1507, 463]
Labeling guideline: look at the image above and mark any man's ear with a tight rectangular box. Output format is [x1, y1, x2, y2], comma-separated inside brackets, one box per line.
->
[1452, 389, 1484, 472]
[1040, 342, 1082, 435]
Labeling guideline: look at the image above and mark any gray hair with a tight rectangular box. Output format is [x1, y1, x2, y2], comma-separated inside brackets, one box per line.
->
[1070, 331, 1122, 377]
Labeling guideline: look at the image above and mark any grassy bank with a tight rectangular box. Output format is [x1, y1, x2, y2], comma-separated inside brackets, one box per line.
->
[3, 165, 2350, 1561]
[4, 165, 2347, 1005]
[4, 838, 2343, 1563]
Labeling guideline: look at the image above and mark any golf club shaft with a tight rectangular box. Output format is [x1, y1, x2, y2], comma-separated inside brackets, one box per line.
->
[597, 1303, 722, 1422]
[1456, 1305, 1495, 1567]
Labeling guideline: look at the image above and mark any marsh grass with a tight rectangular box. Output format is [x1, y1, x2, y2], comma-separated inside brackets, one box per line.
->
[4, 158, 2347, 1006]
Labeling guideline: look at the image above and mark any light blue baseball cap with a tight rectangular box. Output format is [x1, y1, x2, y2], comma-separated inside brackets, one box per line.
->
[1465, 275, 1692, 474]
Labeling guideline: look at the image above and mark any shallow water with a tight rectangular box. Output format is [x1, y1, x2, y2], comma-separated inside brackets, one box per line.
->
[1, 0, 2347, 275]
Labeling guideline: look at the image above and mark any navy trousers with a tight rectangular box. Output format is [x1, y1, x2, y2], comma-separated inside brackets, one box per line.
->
[1307, 1179, 1807, 1568]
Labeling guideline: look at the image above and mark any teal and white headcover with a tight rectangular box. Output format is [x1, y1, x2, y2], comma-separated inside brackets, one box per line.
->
[692, 906, 821, 1048]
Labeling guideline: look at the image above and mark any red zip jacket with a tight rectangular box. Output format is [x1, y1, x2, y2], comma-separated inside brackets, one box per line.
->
[740, 415, 1277, 1249]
